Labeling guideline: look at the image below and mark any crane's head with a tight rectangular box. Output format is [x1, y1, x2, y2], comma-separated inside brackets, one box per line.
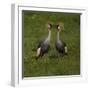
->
[47, 23, 52, 31]
[56, 22, 64, 32]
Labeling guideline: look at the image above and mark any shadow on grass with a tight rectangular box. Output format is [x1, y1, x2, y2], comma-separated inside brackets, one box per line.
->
[30, 54, 68, 61]
[48, 53, 68, 59]
[49, 55, 59, 59]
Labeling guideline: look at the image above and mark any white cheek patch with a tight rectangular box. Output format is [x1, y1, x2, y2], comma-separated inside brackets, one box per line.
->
[58, 26, 60, 30]
[48, 24, 51, 29]
[36, 48, 41, 56]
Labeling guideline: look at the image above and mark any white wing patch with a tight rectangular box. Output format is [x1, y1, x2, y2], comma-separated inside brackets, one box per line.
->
[65, 46, 67, 53]
[36, 48, 41, 57]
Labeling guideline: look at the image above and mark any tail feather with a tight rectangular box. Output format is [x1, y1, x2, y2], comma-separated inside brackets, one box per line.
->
[65, 46, 67, 54]
[36, 48, 41, 59]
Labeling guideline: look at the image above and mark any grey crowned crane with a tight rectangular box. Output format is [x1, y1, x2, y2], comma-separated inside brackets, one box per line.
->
[55, 23, 67, 55]
[36, 23, 52, 59]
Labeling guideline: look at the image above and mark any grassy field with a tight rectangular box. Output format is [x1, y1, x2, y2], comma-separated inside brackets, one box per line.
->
[23, 11, 80, 77]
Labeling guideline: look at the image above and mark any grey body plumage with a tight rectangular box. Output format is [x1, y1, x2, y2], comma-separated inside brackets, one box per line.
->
[56, 40, 67, 54]
[55, 24, 67, 55]
[36, 23, 52, 59]
[37, 40, 50, 57]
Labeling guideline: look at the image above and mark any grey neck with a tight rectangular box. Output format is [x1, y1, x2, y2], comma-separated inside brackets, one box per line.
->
[57, 31, 62, 43]
[44, 30, 51, 43]
[57, 31, 60, 41]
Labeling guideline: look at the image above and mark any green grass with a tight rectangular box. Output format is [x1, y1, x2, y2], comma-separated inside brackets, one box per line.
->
[23, 11, 80, 77]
